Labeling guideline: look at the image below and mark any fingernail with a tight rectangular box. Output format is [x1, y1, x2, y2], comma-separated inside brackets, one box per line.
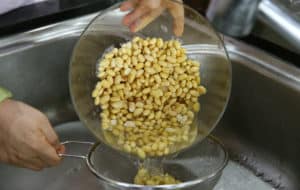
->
[59, 146, 66, 154]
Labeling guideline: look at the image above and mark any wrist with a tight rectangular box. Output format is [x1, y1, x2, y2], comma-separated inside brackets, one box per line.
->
[0, 87, 12, 104]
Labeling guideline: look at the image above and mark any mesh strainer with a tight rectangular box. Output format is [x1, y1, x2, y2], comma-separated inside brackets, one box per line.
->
[59, 135, 228, 190]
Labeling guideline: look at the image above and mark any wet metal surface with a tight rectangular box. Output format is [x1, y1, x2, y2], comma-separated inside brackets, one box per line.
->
[0, 14, 299, 190]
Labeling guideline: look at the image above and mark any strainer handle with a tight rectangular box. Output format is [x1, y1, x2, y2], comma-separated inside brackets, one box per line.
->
[59, 141, 95, 159]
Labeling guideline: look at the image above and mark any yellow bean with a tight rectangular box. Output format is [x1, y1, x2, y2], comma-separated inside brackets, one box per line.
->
[136, 69, 144, 77]
[137, 148, 146, 159]
[134, 108, 143, 116]
[128, 69, 137, 83]
[136, 62, 144, 70]
[198, 86, 207, 94]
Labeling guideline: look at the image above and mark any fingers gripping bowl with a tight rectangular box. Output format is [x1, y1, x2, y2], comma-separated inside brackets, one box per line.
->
[69, 0, 231, 188]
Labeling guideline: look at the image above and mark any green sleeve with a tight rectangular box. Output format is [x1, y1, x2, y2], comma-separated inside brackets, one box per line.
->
[0, 87, 12, 103]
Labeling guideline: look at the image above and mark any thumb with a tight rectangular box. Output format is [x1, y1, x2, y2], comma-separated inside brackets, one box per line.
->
[167, 0, 184, 36]
[39, 119, 61, 150]
[56, 144, 65, 154]
[40, 119, 65, 155]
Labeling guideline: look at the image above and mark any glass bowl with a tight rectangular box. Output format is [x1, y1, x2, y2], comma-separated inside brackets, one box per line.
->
[69, 0, 231, 158]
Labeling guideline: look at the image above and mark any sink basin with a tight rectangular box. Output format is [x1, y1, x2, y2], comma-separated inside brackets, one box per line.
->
[0, 14, 299, 190]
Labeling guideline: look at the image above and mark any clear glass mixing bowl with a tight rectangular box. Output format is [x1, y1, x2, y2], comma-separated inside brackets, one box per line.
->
[69, 0, 231, 158]
[68, 1, 231, 189]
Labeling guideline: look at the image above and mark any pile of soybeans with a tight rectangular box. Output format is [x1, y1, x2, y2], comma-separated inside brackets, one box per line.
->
[134, 167, 181, 185]
[92, 37, 206, 160]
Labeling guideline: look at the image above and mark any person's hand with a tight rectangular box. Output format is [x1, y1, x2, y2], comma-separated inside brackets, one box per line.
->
[120, 0, 184, 36]
[0, 99, 65, 171]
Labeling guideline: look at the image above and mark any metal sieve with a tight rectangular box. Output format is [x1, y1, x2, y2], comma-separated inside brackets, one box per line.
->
[59, 136, 228, 190]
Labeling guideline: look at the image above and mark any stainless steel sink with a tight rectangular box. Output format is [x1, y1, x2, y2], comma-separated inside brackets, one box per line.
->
[0, 14, 299, 190]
